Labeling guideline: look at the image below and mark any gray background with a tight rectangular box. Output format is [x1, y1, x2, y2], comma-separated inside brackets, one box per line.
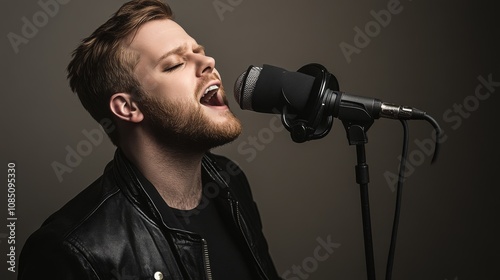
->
[1, 0, 499, 279]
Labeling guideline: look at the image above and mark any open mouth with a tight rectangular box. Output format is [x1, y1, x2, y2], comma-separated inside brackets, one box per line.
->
[200, 84, 225, 107]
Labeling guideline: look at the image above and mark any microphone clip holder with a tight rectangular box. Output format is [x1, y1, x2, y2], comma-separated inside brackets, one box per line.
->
[280, 63, 340, 143]
[280, 107, 333, 143]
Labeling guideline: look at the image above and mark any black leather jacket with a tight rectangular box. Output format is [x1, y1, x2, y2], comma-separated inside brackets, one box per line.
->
[19, 150, 280, 279]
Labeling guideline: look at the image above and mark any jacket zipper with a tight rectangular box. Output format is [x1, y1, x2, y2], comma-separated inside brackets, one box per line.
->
[203, 157, 270, 279]
[136, 181, 211, 280]
[202, 239, 213, 280]
[231, 200, 270, 280]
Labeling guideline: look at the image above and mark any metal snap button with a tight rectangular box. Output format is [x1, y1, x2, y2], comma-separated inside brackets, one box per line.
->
[154, 271, 163, 280]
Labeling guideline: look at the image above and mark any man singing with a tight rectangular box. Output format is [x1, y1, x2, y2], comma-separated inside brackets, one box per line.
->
[18, 0, 280, 279]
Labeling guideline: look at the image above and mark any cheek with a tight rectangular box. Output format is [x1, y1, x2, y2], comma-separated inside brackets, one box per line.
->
[136, 67, 161, 93]
[164, 75, 198, 100]
[136, 68, 198, 103]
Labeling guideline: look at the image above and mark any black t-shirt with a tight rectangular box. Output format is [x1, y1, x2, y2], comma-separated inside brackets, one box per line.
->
[138, 168, 256, 279]
[172, 196, 255, 280]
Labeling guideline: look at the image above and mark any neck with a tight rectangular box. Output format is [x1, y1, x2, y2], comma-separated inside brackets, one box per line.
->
[121, 131, 206, 210]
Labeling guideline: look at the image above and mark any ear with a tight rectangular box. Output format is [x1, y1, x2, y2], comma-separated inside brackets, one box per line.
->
[109, 93, 144, 123]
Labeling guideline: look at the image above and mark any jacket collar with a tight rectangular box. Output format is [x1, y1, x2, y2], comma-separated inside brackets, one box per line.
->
[110, 149, 232, 230]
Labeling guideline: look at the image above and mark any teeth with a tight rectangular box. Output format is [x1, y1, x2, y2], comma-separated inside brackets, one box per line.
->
[201, 84, 220, 105]
[204, 85, 219, 96]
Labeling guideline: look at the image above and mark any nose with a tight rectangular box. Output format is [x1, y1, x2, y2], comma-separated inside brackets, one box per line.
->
[195, 54, 216, 77]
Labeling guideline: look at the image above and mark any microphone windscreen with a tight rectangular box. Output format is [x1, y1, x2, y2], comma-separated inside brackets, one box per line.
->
[234, 66, 262, 110]
[234, 64, 315, 114]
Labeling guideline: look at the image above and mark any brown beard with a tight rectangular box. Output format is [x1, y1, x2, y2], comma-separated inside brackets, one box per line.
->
[138, 85, 242, 152]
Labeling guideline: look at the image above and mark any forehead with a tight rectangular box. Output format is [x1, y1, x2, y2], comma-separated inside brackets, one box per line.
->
[127, 19, 196, 65]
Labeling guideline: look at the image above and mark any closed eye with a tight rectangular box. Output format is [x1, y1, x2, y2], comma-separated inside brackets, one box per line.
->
[163, 63, 183, 72]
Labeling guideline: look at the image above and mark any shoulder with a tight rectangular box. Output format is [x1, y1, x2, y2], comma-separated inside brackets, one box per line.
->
[19, 162, 122, 275]
[40, 167, 120, 238]
[18, 178, 116, 279]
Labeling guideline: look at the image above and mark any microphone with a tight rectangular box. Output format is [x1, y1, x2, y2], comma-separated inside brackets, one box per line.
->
[234, 63, 427, 142]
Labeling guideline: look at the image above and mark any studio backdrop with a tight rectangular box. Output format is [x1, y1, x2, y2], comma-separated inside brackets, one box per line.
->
[1, 0, 499, 279]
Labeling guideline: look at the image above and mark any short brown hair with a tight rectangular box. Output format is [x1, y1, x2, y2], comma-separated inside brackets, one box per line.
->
[67, 0, 173, 145]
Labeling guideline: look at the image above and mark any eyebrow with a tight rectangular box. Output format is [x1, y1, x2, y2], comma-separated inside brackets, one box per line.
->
[154, 44, 205, 67]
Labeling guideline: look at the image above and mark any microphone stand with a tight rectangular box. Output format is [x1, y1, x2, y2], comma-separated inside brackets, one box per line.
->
[342, 120, 376, 280]
[284, 64, 393, 280]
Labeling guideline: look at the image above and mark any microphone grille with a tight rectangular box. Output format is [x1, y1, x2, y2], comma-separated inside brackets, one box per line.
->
[234, 66, 262, 110]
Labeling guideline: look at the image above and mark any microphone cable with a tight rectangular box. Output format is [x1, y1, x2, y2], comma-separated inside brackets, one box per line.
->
[385, 115, 441, 280]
